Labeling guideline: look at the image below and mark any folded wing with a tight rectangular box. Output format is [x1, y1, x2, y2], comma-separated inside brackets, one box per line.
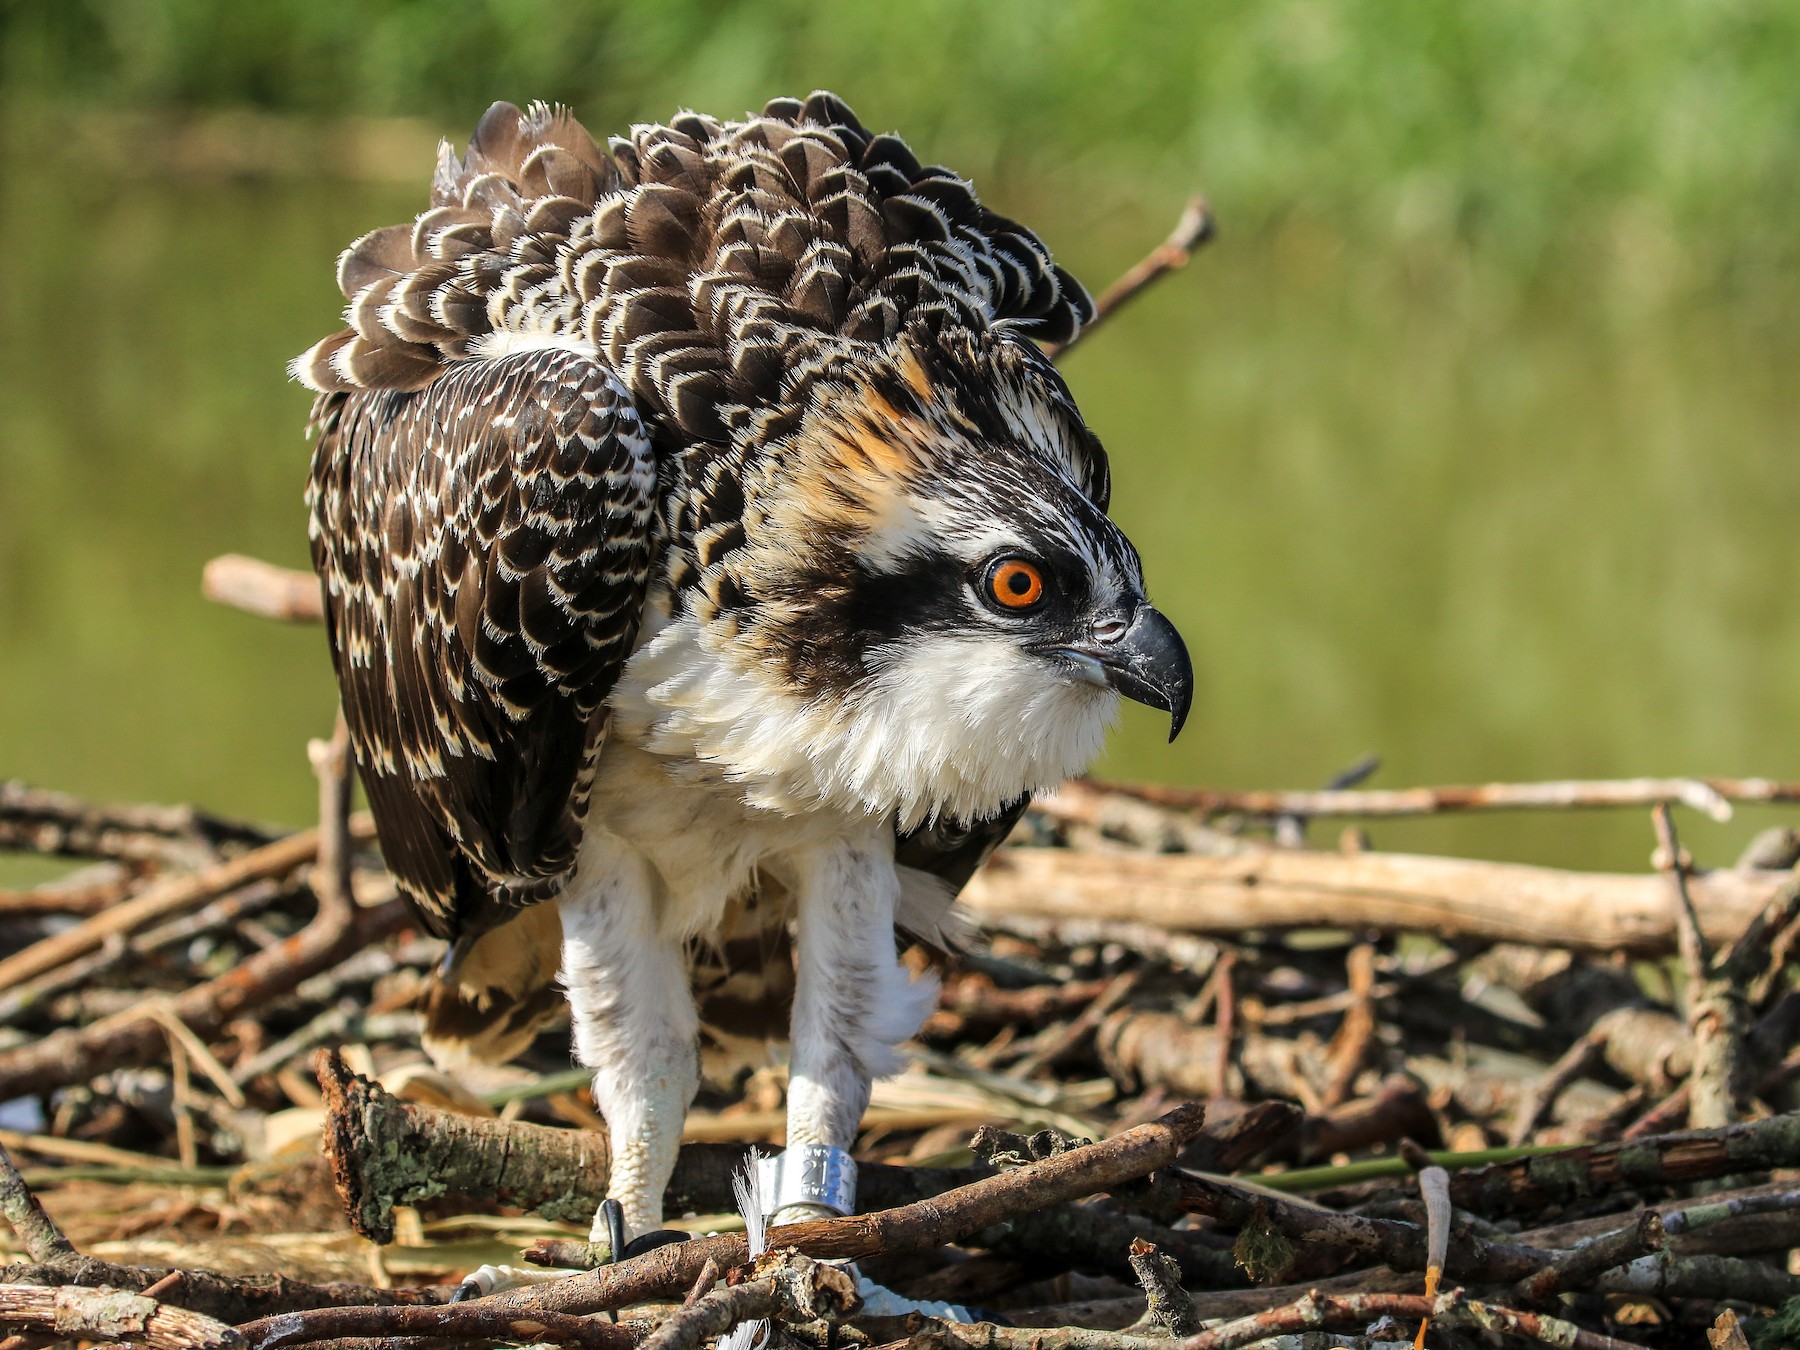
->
[307, 348, 658, 939]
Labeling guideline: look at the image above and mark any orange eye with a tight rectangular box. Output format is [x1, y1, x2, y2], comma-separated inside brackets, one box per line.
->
[988, 558, 1045, 609]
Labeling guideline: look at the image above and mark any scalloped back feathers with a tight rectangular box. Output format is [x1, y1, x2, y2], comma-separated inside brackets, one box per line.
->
[293, 93, 1093, 436]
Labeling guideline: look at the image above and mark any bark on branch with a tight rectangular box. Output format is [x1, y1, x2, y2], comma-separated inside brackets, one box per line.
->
[962, 845, 1785, 954]
[0, 1286, 243, 1350]
[1442, 1111, 1800, 1214]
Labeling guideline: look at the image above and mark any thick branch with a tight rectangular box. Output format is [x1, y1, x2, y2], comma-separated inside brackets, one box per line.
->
[1442, 1112, 1800, 1214]
[236, 1302, 632, 1350]
[911, 1290, 1642, 1350]
[317, 1049, 775, 1239]
[0, 1258, 448, 1327]
[1, 1136, 444, 1325]
[0, 1286, 241, 1350]
[1514, 1210, 1665, 1302]
[962, 845, 1783, 954]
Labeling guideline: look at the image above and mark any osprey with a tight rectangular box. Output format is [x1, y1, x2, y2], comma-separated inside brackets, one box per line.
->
[298, 92, 1191, 1273]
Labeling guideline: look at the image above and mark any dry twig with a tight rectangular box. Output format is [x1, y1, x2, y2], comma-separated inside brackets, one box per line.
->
[1045, 196, 1214, 361]
[1103, 775, 1800, 822]
[201, 554, 326, 624]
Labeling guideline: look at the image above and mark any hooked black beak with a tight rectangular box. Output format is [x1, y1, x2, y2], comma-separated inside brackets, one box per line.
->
[1049, 604, 1195, 741]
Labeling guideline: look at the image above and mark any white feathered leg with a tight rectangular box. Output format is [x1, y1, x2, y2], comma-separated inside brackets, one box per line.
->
[560, 838, 699, 1239]
[771, 841, 979, 1320]
[457, 839, 698, 1299]
[778, 840, 936, 1220]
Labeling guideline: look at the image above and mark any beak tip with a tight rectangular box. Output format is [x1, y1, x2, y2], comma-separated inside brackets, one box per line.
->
[1167, 694, 1191, 742]
[1095, 602, 1193, 745]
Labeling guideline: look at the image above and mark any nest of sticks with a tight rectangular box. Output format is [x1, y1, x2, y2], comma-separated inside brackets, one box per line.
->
[3, 206, 1799, 1350]
[2, 722, 1799, 1350]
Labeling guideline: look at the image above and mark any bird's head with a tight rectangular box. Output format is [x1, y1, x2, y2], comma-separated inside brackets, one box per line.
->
[668, 324, 1191, 829]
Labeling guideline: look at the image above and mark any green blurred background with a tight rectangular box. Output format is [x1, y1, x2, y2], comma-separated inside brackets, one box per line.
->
[2, 1, 1798, 873]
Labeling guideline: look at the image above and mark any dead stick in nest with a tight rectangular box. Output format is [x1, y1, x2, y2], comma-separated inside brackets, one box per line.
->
[1513, 1210, 1666, 1303]
[907, 1288, 1644, 1350]
[240, 1102, 1209, 1346]
[1623, 996, 1800, 1138]
[1126, 1239, 1199, 1338]
[1001, 1267, 1416, 1333]
[1596, 1250, 1800, 1305]
[1044, 196, 1215, 362]
[1654, 804, 1751, 1128]
[237, 1304, 633, 1350]
[0, 781, 275, 865]
[1320, 942, 1377, 1109]
[1008, 966, 1144, 1079]
[0, 1258, 449, 1328]
[0, 880, 293, 1028]
[1509, 1006, 1694, 1146]
[1096, 773, 1800, 821]
[643, 1250, 857, 1350]
[320, 1051, 753, 1236]
[1521, 1179, 1800, 1256]
[0, 1287, 243, 1350]
[1168, 1172, 1550, 1286]
[0, 892, 407, 1101]
[0, 736, 405, 1103]
[0, 1144, 73, 1267]
[962, 844, 1785, 955]
[0, 874, 137, 919]
[1231, 1289, 1641, 1350]
[0, 812, 376, 993]
[920, 975, 1114, 1041]
[0, 1142, 445, 1325]
[1437, 1111, 1800, 1214]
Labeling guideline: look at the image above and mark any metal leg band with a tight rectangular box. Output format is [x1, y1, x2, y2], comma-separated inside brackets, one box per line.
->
[756, 1144, 858, 1216]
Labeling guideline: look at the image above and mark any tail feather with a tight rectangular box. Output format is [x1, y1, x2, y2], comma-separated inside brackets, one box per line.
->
[421, 903, 566, 1070]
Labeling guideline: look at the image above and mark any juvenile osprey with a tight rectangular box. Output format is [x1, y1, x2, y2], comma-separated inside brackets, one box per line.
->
[298, 92, 1191, 1264]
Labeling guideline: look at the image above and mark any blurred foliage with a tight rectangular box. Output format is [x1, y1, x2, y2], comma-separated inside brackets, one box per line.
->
[2, 3, 1797, 870]
[3, 0, 1798, 305]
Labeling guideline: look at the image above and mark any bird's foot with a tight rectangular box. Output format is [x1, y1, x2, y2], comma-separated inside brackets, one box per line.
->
[451, 1200, 690, 1301]
[762, 1150, 984, 1324]
[852, 1270, 987, 1324]
[452, 1263, 584, 1300]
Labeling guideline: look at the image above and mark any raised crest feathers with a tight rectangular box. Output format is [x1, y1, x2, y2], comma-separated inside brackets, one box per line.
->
[294, 91, 1092, 409]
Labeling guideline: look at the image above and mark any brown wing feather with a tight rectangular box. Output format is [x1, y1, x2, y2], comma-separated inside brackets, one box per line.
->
[307, 348, 657, 939]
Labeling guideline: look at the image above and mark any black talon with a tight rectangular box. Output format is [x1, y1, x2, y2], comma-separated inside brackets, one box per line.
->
[450, 1280, 481, 1303]
[599, 1197, 627, 1266]
[621, 1228, 692, 1258]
